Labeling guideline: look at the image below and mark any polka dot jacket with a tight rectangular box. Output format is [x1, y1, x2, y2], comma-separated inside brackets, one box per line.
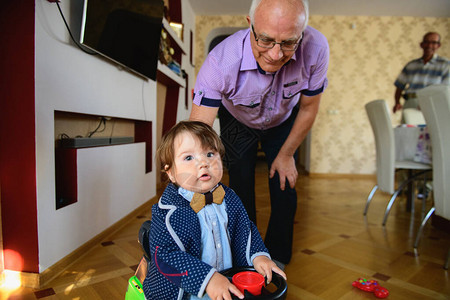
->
[142, 182, 270, 300]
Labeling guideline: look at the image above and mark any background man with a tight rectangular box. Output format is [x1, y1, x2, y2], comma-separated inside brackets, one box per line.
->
[393, 32, 450, 116]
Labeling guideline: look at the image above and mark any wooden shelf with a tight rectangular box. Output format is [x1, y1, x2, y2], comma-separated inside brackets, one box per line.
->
[162, 17, 187, 54]
[157, 61, 185, 87]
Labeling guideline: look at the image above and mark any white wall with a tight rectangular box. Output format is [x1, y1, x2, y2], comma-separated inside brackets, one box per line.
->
[35, 0, 156, 271]
[176, 1, 196, 123]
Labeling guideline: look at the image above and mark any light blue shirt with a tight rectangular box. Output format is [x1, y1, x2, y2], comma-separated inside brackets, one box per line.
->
[178, 186, 233, 300]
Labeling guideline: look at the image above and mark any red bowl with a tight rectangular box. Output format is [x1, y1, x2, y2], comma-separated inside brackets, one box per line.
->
[232, 271, 265, 296]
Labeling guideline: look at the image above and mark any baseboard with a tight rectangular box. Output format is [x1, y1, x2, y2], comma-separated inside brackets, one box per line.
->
[1, 269, 40, 289]
[308, 173, 376, 179]
[5, 195, 158, 289]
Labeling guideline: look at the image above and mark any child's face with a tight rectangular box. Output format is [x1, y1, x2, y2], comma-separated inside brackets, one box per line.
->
[166, 131, 223, 193]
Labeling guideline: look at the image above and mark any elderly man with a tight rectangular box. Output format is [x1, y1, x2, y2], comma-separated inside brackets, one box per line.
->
[190, 0, 329, 269]
[393, 32, 450, 116]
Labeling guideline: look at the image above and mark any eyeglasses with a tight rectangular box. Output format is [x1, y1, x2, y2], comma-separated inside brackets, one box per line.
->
[422, 40, 440, 45]
[251, 24, 303, 51]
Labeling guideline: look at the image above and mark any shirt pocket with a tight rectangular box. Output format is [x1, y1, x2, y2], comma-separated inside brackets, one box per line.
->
[227, 95, 263, 118]
[282, 86, 303, 99]
[229, 95, 262, 108]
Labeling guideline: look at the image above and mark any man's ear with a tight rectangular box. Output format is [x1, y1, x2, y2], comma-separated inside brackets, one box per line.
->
[246, 16, 251, 27]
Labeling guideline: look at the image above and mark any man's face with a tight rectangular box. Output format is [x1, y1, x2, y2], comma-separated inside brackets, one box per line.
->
[247, 1, 305, 73]
[421, 33, 441, 58]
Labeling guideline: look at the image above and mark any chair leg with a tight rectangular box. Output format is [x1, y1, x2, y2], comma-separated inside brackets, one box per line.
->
[413, 206, 435, 249]
[421, 191, 427, 214]
[364, 185, 378, 215]
[422, 180, 433, 215]
[382, 189, 401, 225]
[418, 174, 429, 214]
[383, 169, 432, 226]
[444, 248, 450, 270]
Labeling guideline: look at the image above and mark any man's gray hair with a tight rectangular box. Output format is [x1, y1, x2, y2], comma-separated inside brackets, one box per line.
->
[249, 0, 309, 32]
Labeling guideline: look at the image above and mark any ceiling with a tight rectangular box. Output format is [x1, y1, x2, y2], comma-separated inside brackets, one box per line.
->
[188, 0, 450, 18]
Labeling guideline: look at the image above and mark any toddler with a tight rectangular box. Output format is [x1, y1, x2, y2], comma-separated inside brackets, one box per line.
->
[143, 120, 286, 299]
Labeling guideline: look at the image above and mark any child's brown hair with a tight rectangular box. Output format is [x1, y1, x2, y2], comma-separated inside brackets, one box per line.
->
[157, 120, 225, 174]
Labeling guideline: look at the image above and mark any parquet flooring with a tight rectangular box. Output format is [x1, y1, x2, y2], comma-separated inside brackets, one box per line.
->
[2, 161, 449, 299]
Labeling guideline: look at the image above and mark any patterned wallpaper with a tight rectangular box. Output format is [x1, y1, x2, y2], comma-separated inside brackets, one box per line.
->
[194, 15, 450, 175]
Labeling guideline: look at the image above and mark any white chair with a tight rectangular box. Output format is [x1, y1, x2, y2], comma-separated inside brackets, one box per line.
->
[364, 100, 432, 225]
[414, 86, 450, 260]
[403, 108, 426, 125]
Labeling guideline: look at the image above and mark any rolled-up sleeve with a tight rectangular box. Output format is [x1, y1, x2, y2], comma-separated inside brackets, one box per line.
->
[193, 55, 224, 108]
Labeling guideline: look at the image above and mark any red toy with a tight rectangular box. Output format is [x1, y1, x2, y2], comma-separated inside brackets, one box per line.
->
[232, 271, 265, 296]
[352, 278, 389, 298]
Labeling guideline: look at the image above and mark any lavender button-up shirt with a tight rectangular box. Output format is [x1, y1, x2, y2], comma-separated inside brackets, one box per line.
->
[193, 26, 329, 130]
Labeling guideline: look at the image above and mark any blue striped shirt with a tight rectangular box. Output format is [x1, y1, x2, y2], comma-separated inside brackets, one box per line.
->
[394, 54, 450, 98]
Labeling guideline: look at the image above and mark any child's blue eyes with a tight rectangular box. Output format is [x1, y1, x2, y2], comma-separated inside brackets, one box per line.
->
[183, 152, 215, 161]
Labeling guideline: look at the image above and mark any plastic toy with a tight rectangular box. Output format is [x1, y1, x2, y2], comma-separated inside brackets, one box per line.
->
[125, 275, 145, 300]
[352, 278, 389, 298]
[222, 267, 287, 299]
[232, 271, 265, 296]
[126, 220, 288, 299]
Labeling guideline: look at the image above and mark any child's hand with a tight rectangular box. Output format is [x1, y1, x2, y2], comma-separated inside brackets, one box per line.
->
[205, 272, 244, 300]
[253, 256, 287, 284]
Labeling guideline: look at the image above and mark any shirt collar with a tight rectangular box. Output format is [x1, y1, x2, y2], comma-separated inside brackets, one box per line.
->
[178, 184, 220, 202]
[256, 63, 266, 74]
[240, 30, 257, 72]
[422, 54, 439, 64]
[430, 54, 439, 63]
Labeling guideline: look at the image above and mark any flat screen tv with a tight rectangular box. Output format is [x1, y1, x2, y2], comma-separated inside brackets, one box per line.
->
[80, 0, 164, 80]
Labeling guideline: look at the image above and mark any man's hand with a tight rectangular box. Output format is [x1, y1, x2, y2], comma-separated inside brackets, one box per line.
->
[205, 272, 244, 300]
[269, 152, 298, 191]
[393, 87, 403, 113]
[393, 102, 403, 113]
[253, 256, 287, 283]
[269, 94, 320, 191]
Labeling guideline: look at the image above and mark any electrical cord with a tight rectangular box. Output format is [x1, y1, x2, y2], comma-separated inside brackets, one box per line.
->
[59, 133, 70, 139]
[109, 119, 116, 139]
[58, 117, 110, 140]
[54, 1, 97, 55]
[88, 117, 107, 138]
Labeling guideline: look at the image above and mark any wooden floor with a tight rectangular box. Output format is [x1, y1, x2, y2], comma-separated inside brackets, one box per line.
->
[2, 161, 449, 299]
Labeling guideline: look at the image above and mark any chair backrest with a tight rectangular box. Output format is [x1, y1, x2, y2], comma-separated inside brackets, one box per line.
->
[403, 108, 426, 125]
[417, 85, 450, 220]
[365, 100, 395, 194]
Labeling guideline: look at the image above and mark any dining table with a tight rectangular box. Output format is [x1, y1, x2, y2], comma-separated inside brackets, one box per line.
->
[394, 125, 431, 163]
[394, 125, 432, 211]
